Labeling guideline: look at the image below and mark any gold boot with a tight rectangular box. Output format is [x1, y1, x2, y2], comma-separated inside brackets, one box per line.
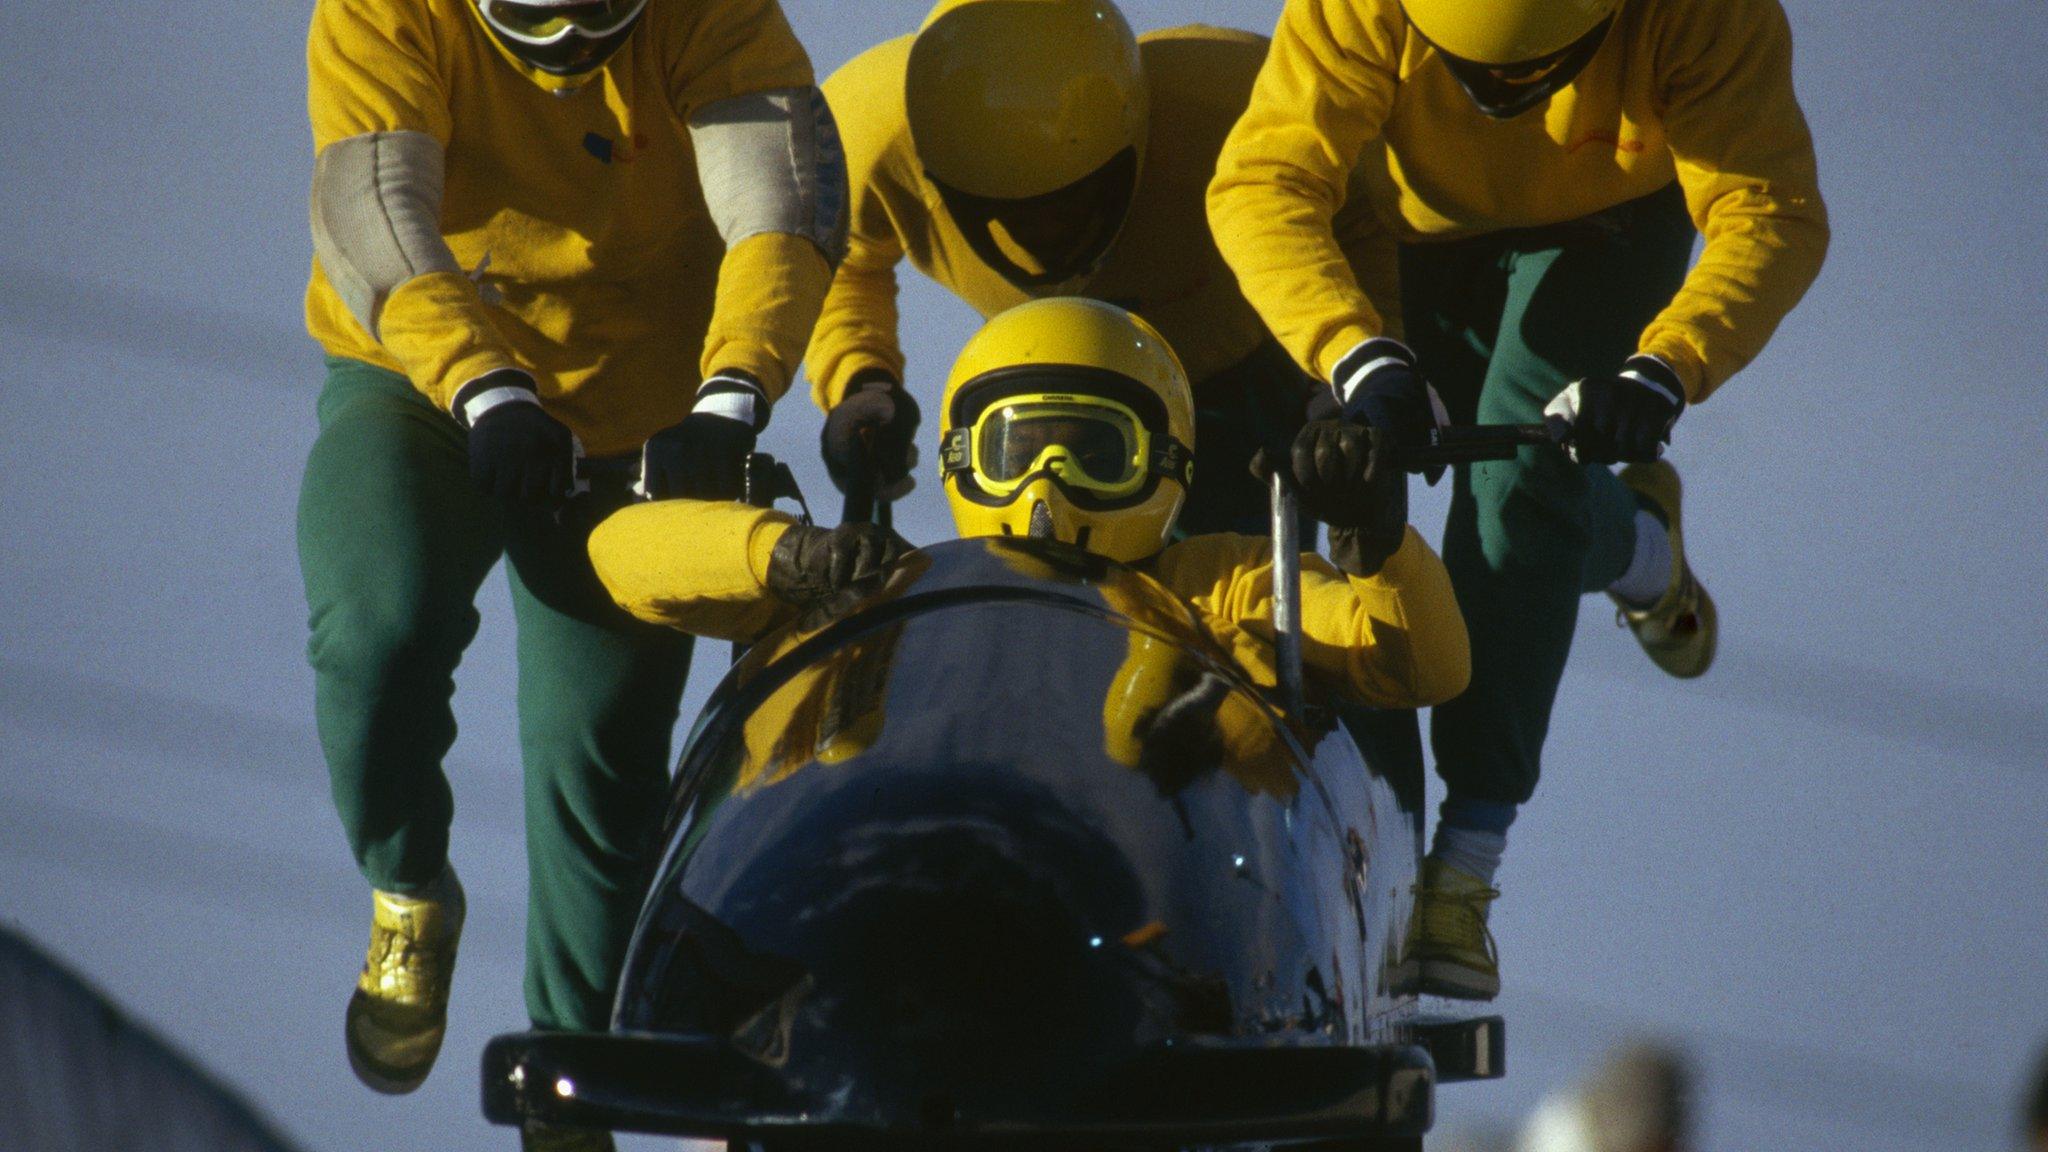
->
[1412, 858, 1501, 1001]
[1612, 460, 1718, 679]
[345, 866, 464, 1094]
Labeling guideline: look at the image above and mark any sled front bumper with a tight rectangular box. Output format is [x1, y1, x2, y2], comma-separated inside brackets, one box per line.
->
[482, 1030, 1436, 1145]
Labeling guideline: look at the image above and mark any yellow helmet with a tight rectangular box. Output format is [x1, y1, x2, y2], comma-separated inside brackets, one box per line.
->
[1402, 0, 1618, 65]
[906, 0, 1149, 293]
[939, 298, 1194, 565]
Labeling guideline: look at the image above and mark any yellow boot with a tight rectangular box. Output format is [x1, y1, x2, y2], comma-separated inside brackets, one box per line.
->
[345, 866, 464, 1094]
[1411, 858, 1501, 1001]
[1612, 460, 1718, 679]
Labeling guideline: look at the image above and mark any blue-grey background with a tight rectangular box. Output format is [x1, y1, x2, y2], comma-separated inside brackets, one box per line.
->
[2, 2, 2043, 1149]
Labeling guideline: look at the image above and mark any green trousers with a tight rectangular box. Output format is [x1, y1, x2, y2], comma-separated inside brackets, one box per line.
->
[1404, 183, 1696, 806]
[297, 358, 694, 1031]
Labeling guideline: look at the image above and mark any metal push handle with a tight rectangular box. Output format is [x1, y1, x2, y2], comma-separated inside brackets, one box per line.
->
[571, 450, 808, 511]
[1267, 419, 1568, 714]
[1270, 469, 1306, 717]
[742, 454, 809, 522]
[840, 436, 895, 530]
[1385, 418, 1570, 471]
[571, 450, 645, 499]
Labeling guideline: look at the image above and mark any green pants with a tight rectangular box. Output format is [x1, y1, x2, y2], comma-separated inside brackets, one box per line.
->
[297, 358, 693, 1031]
[1404, 183, 1696, 806]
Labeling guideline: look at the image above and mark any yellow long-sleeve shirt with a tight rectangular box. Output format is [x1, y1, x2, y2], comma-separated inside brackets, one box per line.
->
[589, 500, 1469, 711]
[1208, 0, 1828, 401]
[305, 0, 834, 454]
[802, 25, 1398, 409]
[1150, 529, 1469, 710]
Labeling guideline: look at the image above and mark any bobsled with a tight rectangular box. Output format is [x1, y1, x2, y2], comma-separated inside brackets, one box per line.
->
[484, 494, 1503, 1149]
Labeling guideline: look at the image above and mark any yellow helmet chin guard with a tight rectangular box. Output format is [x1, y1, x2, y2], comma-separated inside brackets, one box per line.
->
[907, 0, 1149, 293]
[940, 298, 1194, 565]
[1401, 0, 1619, 66]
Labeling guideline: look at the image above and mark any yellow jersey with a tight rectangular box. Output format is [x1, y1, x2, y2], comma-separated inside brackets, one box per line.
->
[803, 25, 1398, 409]
[588, 500, 1469, 711]
[305, 0, 832, 453]
[1209, 0, 1829, 400]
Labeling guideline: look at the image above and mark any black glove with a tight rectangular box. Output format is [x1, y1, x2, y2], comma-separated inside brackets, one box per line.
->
[1544, 355, 1686, 464]
[765, 521, 907, 608]
[642, 373, 766, 500]
[459, 371, 576, 504]
[822, 369, 921, 500]
[1332, 337, 1446, 484]
[1253, 417, 1408, 578]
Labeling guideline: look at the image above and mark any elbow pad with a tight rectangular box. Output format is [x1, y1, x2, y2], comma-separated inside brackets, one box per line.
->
[310, 130, 460, 339]
[688, 86, 849, 267]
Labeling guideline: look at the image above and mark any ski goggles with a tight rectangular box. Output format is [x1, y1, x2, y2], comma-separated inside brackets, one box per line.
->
[476, 0, 647, 46]
[941, 392, 1191, 501]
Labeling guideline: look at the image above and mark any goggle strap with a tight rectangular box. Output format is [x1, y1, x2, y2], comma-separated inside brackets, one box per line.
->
[1149, 437, 1194, 487]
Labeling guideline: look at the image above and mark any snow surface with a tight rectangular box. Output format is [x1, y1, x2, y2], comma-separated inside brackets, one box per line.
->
[2, 2, 2044, 1150]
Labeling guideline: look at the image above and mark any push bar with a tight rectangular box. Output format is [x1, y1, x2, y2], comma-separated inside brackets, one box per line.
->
[1269, 469, 1305, 717]
[841, 437, 896, 531]
[1383, 418, 1570, 472]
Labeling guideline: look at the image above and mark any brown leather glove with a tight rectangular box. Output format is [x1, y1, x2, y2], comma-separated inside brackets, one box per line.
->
[765, 522, 909, 609]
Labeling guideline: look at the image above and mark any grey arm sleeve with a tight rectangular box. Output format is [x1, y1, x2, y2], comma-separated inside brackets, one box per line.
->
[687, 86, 850, 267]
[310, 130, 460, 339]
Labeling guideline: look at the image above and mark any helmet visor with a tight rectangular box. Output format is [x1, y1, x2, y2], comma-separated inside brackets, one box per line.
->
[972, 396, 1147, 499]
[1424, 15, 1613, 119]
[933, 148, 1139, 293]
[477, 0, 645, 44]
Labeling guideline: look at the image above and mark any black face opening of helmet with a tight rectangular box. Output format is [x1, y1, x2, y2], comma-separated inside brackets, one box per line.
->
[476, 0, 646, 76]
[931, 148, 1140, 293]
[1424, 15, 1614, 120]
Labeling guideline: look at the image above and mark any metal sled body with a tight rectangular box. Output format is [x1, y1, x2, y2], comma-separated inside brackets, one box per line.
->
[485, 538, 1498, 1148]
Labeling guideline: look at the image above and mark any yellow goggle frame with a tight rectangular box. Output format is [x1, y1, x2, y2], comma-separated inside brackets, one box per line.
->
[941, 391, 1192, 502]
[477, 0, 646, 45]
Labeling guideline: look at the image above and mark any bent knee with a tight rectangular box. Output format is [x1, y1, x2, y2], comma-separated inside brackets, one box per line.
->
[307, 588, 480, 687]
[1464, 459, 1603, 570]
